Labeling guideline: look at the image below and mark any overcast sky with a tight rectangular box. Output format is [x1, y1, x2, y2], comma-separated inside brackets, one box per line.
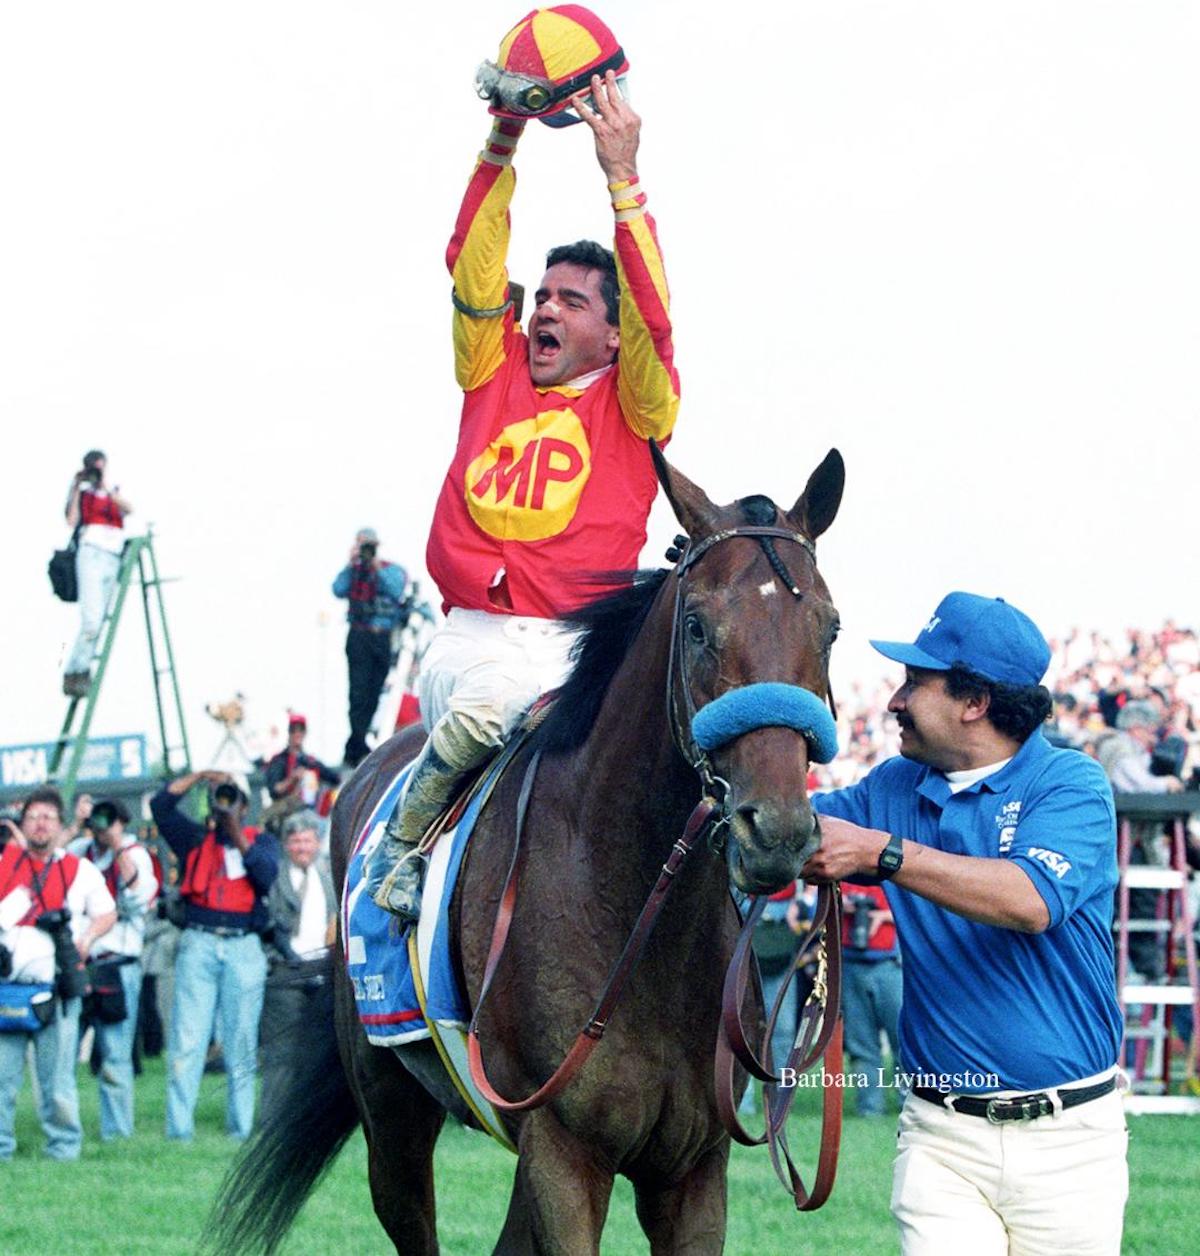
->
[2, 2, 1197, 770]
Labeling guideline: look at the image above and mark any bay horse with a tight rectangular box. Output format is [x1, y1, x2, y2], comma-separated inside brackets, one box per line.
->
[208, 446, 844, 1255]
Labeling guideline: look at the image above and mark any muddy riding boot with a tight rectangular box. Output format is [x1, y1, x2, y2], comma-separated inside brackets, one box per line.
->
[368, 742, 462, 920]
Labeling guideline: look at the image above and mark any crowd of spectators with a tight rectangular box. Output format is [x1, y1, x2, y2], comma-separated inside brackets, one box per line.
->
[4, 619, 1197, 1154]
[811, 620, 1200, 791]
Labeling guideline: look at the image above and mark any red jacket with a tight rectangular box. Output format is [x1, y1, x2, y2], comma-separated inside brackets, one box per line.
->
[0, 845, 79, 924]
[179, 829, 261, 915]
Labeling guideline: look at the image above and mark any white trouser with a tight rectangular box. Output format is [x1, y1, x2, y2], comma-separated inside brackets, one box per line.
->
[891, 1081, 1128, 1255]
[66, 542, 122, 673]
[418, 608, 579, 751]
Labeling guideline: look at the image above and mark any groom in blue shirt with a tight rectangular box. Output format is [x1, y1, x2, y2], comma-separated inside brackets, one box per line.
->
[804, 591, 1126, 1256]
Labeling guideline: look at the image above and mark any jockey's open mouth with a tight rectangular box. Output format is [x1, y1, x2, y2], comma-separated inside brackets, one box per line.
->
[532, 327, 562, 365]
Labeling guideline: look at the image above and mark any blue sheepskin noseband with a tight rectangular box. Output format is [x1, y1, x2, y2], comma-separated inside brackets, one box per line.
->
[691, 683, 839, 764]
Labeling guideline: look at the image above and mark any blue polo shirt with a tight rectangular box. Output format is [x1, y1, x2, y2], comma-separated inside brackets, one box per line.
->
[813, 732, 1122, 1092]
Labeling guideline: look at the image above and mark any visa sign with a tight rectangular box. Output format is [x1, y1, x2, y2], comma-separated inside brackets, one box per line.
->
[0, 735, 148, 788]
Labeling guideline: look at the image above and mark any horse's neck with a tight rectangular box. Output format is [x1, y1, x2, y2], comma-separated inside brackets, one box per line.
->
[567, 582, 702, 881]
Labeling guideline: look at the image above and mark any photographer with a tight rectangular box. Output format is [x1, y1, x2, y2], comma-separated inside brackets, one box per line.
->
[150, 769, 279, 1142]
[62, 448, 133, 698]
[257, 810, 335, 1126]
[332, 527, 411, 767]
[262, 713, 339, 822]
[70, 797, 159, 1140]
[0, 787, 117, 1161]
[839, 883, 902, 1118]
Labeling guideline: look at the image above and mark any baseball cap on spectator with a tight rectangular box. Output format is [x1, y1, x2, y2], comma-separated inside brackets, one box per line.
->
[357, 528, 379, 543]
[288, 711, 308, 730]
[870, 592, 1052, 688]
[1116, 700, 1161, 732]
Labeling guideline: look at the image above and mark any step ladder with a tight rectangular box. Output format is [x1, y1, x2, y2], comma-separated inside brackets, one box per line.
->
[49, 530, 191, 805]
[1113, 792, 1200, 1115]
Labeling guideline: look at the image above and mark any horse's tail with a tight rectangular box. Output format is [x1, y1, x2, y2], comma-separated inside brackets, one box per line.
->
[203, 973, 359, 1255]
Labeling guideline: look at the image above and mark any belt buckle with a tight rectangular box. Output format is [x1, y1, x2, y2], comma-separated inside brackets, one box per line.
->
[986, 1094, 1051, 1123]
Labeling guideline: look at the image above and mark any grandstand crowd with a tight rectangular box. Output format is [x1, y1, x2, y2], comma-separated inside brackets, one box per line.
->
[816, 619, 1200, 790]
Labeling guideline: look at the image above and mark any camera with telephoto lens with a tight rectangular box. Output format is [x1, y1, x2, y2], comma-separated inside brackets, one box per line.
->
[35, 908, 90, 1000]
[846, 894, 876, 951]
[358, 540, 378, 563]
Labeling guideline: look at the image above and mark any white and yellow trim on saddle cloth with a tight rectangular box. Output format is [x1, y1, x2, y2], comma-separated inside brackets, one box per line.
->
[406, 926, 517, 1153]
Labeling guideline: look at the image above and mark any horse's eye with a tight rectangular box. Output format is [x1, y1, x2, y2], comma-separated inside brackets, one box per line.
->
[684, 613, 707, 645]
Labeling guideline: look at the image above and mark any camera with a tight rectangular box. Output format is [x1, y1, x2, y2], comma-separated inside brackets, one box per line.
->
[846, 894, 876, 951]
[88, 803, 116, 831]
[212, 784, 241, 812]
[358, 541, 378, 563]
[1150, 734, 1188, 779]
[35, 908, 90, 1000]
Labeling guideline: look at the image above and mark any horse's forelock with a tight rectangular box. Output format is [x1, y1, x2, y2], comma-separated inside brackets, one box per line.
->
[736, 494, 781, 527]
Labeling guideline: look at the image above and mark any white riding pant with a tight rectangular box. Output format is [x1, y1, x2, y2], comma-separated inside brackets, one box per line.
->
[418, 609, 579, 761]
[891, 1075, 1128, 1256]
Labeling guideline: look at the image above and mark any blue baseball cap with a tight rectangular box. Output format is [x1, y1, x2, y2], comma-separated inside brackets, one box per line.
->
[870, 591, 1051, 687]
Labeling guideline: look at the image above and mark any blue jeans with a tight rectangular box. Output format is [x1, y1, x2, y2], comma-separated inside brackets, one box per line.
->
[842, 957, 903, 1115]
[95, 960, 142, 1140]
[0, 997, 83, 1160]
[166, 930, 266, 1140]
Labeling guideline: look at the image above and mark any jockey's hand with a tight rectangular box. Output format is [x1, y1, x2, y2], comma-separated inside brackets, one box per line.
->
[572, 70, 639, 184]
[801, 815, 891, 882]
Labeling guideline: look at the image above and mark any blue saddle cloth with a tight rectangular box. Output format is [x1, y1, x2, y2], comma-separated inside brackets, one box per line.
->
[342, 762, 493, 1047]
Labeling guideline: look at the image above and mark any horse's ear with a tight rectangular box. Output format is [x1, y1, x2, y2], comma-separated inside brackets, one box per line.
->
[788, 448, 845, 541]
[649, 439, 719, 536]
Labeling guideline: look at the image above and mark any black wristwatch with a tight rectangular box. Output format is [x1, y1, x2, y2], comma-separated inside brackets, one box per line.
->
[876, 833, 904, 881]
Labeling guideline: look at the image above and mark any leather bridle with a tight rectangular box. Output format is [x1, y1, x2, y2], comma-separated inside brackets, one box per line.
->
[666, 524, 835, 822]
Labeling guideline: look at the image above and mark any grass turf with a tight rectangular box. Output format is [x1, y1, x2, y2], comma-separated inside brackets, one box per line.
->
[0, 1056, 1196, 1253]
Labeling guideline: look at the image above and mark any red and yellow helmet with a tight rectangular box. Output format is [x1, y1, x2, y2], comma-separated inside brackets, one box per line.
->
[475, 5, 629, 128]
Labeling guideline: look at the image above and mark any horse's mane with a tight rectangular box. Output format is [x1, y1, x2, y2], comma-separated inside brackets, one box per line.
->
[531, 568, 670, 755]
[529, 498, 788, 756]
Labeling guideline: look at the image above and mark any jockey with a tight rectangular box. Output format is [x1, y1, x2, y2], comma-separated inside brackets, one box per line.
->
[369, 6, 679, 919]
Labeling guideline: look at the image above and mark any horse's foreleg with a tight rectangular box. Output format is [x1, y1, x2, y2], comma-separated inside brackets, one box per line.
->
[633, 1142, 730, 1255]
[495, 1111, 614, 1256]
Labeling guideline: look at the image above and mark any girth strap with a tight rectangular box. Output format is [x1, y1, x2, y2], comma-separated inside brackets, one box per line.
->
[467, 751, 719, 1113]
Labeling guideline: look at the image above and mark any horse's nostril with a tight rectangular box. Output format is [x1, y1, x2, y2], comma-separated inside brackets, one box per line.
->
[736, 803, 760, 829]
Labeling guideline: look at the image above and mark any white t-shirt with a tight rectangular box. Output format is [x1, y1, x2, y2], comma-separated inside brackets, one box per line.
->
[0, 852, 116, 983]
[69, 839, 158, 959]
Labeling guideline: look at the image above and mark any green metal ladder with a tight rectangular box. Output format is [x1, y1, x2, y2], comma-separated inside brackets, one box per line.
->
[49, 530, 191, 806]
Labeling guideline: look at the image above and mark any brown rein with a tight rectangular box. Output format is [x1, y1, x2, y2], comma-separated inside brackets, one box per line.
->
[465, 747, 845, 1210]
[466, 752, 720, 1113]
[467, 520, 845, 1206]
[715, 884, 845, 1210]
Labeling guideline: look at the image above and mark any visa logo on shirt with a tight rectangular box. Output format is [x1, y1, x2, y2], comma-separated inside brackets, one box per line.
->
[995, 800, 1022, 855]
[1025, 847, 1073, 879]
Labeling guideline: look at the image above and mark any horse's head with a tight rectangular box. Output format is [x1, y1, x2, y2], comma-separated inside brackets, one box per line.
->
[652, 443, 844, 896]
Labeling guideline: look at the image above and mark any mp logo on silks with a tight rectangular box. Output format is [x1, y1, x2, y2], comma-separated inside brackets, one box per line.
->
[465, 410, 592, 541]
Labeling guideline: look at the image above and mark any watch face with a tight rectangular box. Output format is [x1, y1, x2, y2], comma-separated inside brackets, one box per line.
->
[880, 850, 902, 872]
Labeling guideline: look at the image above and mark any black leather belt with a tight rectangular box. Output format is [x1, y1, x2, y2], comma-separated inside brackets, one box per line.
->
[912, 1075, 1117, 1123]
[188, 924, 251, 938]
